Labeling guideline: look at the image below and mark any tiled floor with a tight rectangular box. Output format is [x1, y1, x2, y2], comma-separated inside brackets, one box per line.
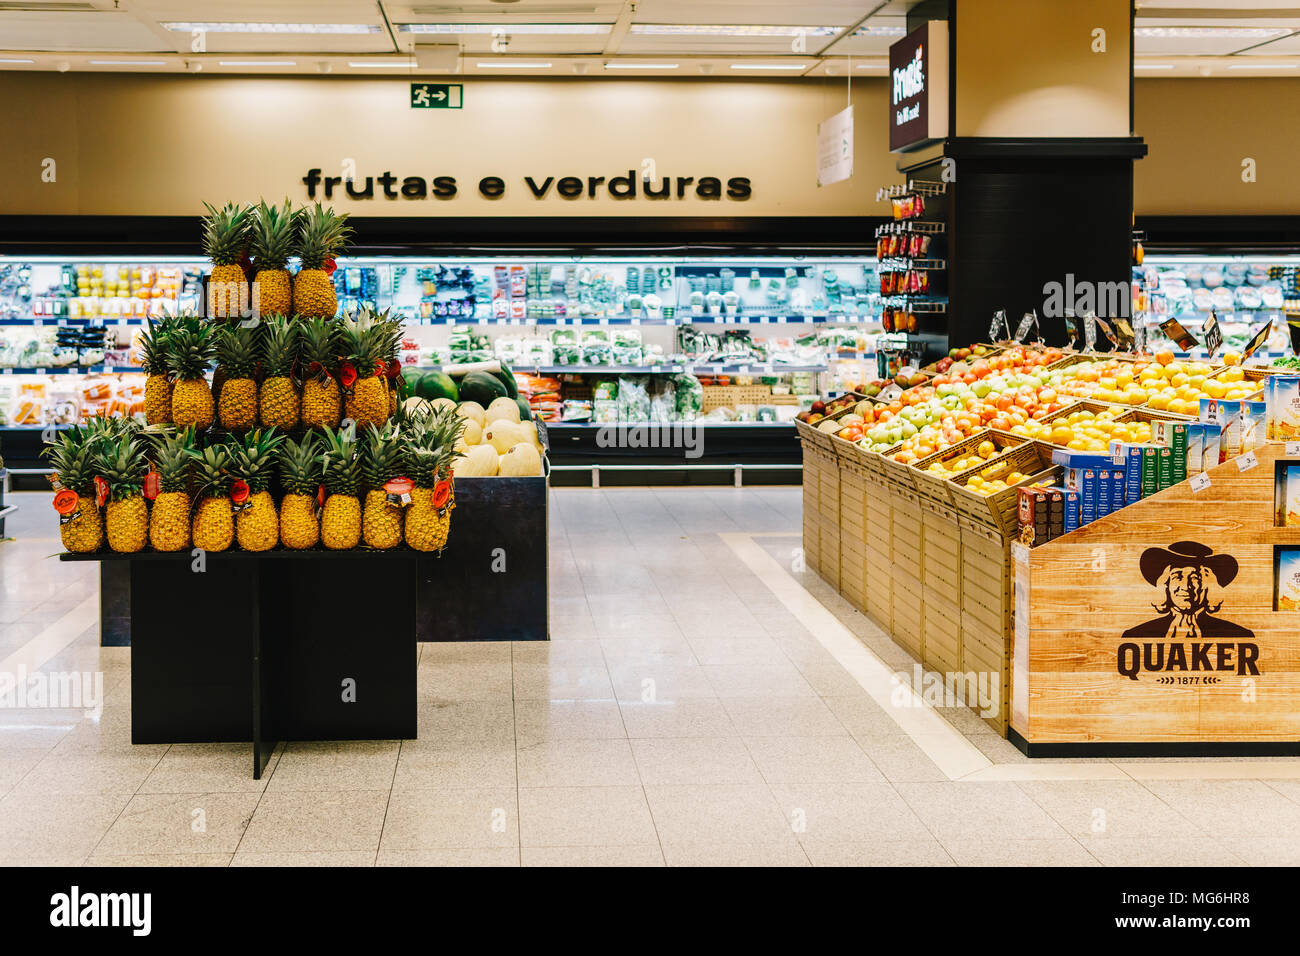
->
[1, 484, 1298, 866]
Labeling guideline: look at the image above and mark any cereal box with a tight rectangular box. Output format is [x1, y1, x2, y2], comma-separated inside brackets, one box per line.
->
[1241, 400, 1266, 454]
[1268, 374, 1300, 442]
[1276, 547, 1300, 611]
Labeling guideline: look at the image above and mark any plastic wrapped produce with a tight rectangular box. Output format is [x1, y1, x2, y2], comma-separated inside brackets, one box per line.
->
[674, 373, 703, 421]
[617, 376, 651, 422]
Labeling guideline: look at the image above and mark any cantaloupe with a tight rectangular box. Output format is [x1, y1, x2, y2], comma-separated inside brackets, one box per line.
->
[485, 396, 521, 426]
[484, 421, 527, 454]
[456, 400, 486, 428]
[453, 443, 499, 476]
[498, 441, 543, 477]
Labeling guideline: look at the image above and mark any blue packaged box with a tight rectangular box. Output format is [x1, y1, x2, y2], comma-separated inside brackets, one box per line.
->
[1109, 441, 1145, 505]
[1051, 485, 1081, 534]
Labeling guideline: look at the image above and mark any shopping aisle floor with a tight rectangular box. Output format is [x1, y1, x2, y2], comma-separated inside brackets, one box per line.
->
[1, 486, 1298, 866]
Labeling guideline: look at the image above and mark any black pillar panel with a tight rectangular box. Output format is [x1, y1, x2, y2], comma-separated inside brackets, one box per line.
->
[938, 138, 1146, 349]
[129, 556, 255, 743]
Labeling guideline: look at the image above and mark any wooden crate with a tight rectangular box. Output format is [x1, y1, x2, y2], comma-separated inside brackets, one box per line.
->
[910, 429, 1027, 507]
[924, 586, 963, 675]
[948, 441, 1060, 536]
[892, 568, 924, 660]
[701, 385, 741, 413]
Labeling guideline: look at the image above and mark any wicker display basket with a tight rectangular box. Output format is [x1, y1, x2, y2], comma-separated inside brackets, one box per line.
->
[908, 429, 1028, 506]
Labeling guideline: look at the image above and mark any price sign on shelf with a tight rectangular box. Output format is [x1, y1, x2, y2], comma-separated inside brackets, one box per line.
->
[1237, 451, 1259, 472]
[1287, 442, 1300, 458]
[1203, 310, 1223, 360]
[1190, 472, 1212, 493]
[1243, 320, 1272, 360]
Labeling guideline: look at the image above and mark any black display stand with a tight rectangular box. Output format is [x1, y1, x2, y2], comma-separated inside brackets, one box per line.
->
[62, 549, 420, 778]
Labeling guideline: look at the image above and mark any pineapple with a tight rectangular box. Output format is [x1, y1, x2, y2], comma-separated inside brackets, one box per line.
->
[360, 424, 405, 550]
[148, 427, 195, 552]
[404, 406, 466, 553]
[278, 434, 322, 550]
[137, 315, 174, 425]
[293, 204, 351, 318]
[338, 311, 392, 429]
[96, 432, 149, 554]
[215, 323, 260, 431]
[319, 425, 361, 550]
[259, 315, 300, 429]
[299, 317, 341, 430]
[190, 444, 234, 552]
[249, 198, 299, 318]
[43, 426, 104, 553]
[231, 428, 285, 552]
[202, 201, 252, 320]
[167, 319, 217, 430]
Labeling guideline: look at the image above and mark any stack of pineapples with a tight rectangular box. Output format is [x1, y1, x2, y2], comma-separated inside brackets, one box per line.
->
[46, 404, 467, 555]
[49, 196, 454, 555]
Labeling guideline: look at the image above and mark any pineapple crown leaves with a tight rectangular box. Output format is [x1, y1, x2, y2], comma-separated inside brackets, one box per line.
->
[136, 315, 175, 375]
[165, 320, 218, 381]
[336, 311, 390, 376]
[94, 432, 150, 501]
[260, 315, 299, 378]
[186, 443, 234, 498]
[299, 316, 341, 378]
[150, 426, 196, 493]
[359, 423, 405, 490]
[319, 425, 361, 496]
[43, 425, 97, 496]
[249, 198, 301, 272]
[278, 433, 323, 496]
[406, 406, 466, 484]
[229, 428, 286, 493]
[295, 204, 353, 270]
[201, 201, 253, 266]
[215, 323, 261, 379]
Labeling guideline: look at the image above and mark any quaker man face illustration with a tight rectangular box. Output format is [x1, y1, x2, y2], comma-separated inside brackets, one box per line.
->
[1163, 565, 1207, 615]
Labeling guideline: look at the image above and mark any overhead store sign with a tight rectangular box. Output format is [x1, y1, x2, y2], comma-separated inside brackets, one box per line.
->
[301, 169, 752, 202]
[410, 83, 463, 109]
[888, 20, 949, 153]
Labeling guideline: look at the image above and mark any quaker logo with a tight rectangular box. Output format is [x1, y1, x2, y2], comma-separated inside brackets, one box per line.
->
[1117, 541, 1259, 683]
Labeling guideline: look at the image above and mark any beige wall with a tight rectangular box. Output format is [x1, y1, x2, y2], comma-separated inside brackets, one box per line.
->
[0, 72, 896, 217]
[955, 0, 1130, 138]
[1134, 77, 1300, 216]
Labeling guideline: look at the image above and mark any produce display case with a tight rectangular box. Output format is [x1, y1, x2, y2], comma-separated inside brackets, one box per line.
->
[0, 252, 884, 480]
[802, 343, 1284, 735]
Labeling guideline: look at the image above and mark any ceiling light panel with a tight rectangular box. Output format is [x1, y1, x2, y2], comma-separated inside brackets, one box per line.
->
[398, 23, 609, 34]
[629, 24, 839, 36]
[162, 22, 381, 34]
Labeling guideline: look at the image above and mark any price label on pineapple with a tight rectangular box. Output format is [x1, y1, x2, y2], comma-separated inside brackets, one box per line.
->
[1237, 451, 1259, 472]
[1190, 472, 1212, 493]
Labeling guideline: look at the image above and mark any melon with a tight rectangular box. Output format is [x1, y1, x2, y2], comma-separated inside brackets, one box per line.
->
[455, 400, 486, 428]
[492, 365, 520, 399]
[416, 370, 458, 403]
[515, 397, 532, 421]
[484, 421, 527, 454]
[498, 442, 543, 477]
[515, 421, 541, 450]
[461, 418, 483, 446]
[401, 396, 431, 416]
[430, 397, 456, 414]
[457, 370, 508, 407]
[485, 396, 521, 426]
[453, 443, 498, 477]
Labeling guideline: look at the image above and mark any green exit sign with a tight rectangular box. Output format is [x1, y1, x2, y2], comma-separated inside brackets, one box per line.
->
[410, 83, 462, 109]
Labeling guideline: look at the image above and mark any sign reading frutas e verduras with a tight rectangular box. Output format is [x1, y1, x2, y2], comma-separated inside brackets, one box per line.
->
[411, 83, 462, 109]
[888, 21, 949, 153]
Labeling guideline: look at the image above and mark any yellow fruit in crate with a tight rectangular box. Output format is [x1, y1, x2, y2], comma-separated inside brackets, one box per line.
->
[1220, 367, 1245, 383]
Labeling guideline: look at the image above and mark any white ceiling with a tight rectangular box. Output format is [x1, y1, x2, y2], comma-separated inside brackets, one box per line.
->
[0, 0, 1298, 76]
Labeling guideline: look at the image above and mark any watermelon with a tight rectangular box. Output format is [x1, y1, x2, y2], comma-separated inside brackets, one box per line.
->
[400, 367, 423, 396]
[492, 364, 519, 399]
[458, 369, 508, 407]
[515, 397, 532, 421]
[416, 371, 458, 403]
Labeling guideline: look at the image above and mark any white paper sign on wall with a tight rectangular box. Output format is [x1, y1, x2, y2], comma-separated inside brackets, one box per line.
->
[817, 105, 854, 186]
